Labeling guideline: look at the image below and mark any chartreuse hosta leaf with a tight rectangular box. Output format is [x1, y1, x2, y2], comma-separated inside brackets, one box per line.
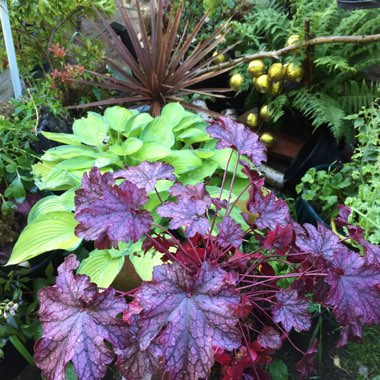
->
[104, 106, 135, 132]
[7, 211, 82, 265]
[139, 115, 175, 147]
[41, 131, 81, 146]
[160, 102, 186, 127]
[73, 112, 109, 147]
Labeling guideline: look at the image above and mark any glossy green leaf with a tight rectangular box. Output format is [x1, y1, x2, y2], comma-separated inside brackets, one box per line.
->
[104, 106, 134, 132]
[139, 115, 175, 147]
[73, 112, 109, 146]
[165, 149, 202, 174]
[161, 102, 185, 128]
[41, 145, 97, 161]
[124, 113, 153, 137]
[133, 142, 171, 161]
[55, 156, 95, 170]
[8, 212, 82, 265]
[4, 174, 25, 201]
[129, 249, 163, 281]
[121, 137, 143, 155]
[78, 249, 125, 288]
[41, 131, 81, 146]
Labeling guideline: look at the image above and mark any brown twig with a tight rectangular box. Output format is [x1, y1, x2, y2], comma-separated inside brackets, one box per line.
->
[196, 33, 380, 76]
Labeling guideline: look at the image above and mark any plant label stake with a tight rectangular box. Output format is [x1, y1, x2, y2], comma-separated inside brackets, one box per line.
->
[0, 0, 22, 98]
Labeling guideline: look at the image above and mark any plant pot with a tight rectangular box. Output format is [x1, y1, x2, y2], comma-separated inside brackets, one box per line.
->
[337, 0, 380, 9]
[283, 127, 348, 190]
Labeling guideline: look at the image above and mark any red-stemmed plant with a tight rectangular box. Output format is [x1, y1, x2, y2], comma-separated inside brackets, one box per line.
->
[34, 117, 380, 379]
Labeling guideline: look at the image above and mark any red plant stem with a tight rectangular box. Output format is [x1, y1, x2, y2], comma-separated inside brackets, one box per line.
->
[226, 153, 241, 215]
[226, 183, 250, 218]
[154, 187, 164, 204]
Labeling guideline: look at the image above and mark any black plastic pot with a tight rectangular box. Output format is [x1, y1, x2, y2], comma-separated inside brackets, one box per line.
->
[283, 127, 348, 190]
[337, 0, 380, 9]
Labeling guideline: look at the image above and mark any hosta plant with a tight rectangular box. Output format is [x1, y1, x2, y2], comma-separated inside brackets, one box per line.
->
[34, 117, 380, 379]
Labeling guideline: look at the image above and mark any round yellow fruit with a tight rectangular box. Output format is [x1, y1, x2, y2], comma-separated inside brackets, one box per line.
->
[286, 34, 300, 47]
[254, 74, 271, 93]
[260, 132, 275, 147]
[229, 73, 244, 90]
[269, 81, 281, 96]
[246, 113, 258, 127]
[260, 105, 271, 122]
[285, 63, 303, 82]
[212, 51, 225, 63]
[247, 59, 265, 77]
[268, 62, 285, 82]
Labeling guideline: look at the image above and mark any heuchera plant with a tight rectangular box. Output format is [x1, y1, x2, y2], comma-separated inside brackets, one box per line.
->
[34, 117, 380, 380]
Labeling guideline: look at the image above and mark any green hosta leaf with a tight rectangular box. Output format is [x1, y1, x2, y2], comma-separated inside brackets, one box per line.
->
[139, 115, 175, 147]
[133, 142, 171, 161]
[94, 152, 122, 167]
[7, 212, 82, 265]
[173, 114, 205, 133]
[129, 248, 163, 281]
[78, 249, 125, 288]
[124, 113, 153, 137]
[41, 132, 81, 146]
[121, 138, 143, 155]
[28, 189, 76, 223]
[55, 157, 95, 170]
[34, 166, 79, 191]
[165, 150, 203, 174]
[161, 102, 185, 128]
[177, 128, 212, 145]
[180, 161, 219, 184]
[104, 106, 134, 132]
[73, 112, 109, 147]
[41, 145, 97, 161]
[193, 149, 218, 159]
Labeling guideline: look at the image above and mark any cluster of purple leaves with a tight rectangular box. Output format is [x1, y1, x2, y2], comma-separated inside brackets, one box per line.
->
[35, 117, 380, 380]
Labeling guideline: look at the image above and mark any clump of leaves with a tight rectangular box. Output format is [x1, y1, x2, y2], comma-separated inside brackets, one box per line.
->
[34, 117, 380, 379]
[71, 0, 236, 115]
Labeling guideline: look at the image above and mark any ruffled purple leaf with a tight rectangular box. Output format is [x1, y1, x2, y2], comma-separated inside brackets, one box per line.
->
[295, 223, 341, 261]
[296, 339, 318, 379]
[257, 327, 282, 350]
[34, 255, 130, 380]
[114, 162, 175, 192]
[272, 289, 311, 333]
[324, 248, 380, 345]
[263, 224, 293, 255]
[207, 116, 266, 167]
[169, 182, 211, 203]
[134, 262, 242, 379]
[245, 187, 289, 230]
[157, 197, 210, 238]
[75, 167, 153, 248]
[216, 216, 244, 249]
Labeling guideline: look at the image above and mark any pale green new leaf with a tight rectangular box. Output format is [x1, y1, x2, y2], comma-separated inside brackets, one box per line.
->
[139, 115, 175, 147]
[133, 142, 171, 161]
[41, 131, 81, 146]
[160, 102, 185, 128]
[124, 112, 153, 137]
[104, 106, 134, 132]
[73, 112, 109, 146]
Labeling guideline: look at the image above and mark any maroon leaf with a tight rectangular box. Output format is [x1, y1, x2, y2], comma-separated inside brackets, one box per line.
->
[272, 289, 311, 332]
[296, 339, 318, 379]
[217, 216, 244, 249]
[295, 223, 341, 261]
[114, 162, 175, 192]
[263, 224, 293, 255]
[246, 187, 289, 230]
[207, 116, 266, 167]
[134, 262, 242, 379]
[75, 167, 153, 248]
[157, 197, 210, 237]
[257, 327, 282, 350]
[34, 255, 130, 380]
[169, 182, 211, 203]
[324, 248, 380, 345]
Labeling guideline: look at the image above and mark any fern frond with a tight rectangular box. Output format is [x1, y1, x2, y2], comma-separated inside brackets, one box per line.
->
[267, 94, 288, 122]
[314, 56, 357, 75]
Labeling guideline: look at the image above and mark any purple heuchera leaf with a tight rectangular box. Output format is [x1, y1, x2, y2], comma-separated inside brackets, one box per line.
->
[34, 255, 130, 380]
[75, 167, 153, 248]
[257, 327, 282, 350]
[324, 248, 380, 346]
[296, 223, 341, 261]
[296, 339, 318, 379]
[114, 162, 175, 192]
[246, 187, 289, 230]
[133, 262, 242, 379]
[157, 185, 212, 237]
[207, 116, 266, 167]
[216, 216, 244, 249]
[263, 224, 293, 255]
[272, 289, 311, 333]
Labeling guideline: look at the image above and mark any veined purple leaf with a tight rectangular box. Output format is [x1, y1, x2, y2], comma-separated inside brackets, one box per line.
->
[116, 316, 162, 380]
[134, 262, 242, 379]
[207, 116, 266, 167]
[295, 223, 341, 261]
[324, 248, 380, 345]
[75, 167, 153, 248]
[257, 327, 282, 350]
[272, 289, 311, 333]
[114, 162, 175, 192]
[169, 182, 211, 203]
[216, 216, 244, 249]
[263, 224, 293, 255]
[34, 255, 130, 380]
[157, 197, 210, 237]
[246, 187, 289, 230]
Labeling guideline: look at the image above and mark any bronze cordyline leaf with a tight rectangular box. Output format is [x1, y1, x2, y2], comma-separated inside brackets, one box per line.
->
[71, 0, 237, 116]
